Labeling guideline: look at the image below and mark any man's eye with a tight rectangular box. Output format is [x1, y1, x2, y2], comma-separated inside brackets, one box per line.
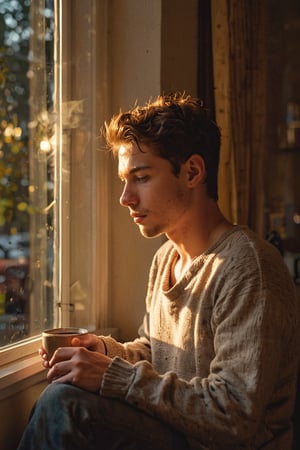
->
[136, 176, 149, 183]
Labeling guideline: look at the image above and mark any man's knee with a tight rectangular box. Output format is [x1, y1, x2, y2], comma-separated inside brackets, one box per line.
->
[39, 383, 79, 405]
[32, 383, 90, 421]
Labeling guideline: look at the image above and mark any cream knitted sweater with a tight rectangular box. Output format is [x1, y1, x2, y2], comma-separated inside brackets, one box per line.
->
[100, 226, 299, 449]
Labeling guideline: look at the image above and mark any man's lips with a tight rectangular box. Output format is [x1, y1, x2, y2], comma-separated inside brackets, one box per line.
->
[130, 212, 147, 224]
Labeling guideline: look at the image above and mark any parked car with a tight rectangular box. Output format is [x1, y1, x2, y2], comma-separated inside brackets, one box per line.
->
[0, 232, 30, 346]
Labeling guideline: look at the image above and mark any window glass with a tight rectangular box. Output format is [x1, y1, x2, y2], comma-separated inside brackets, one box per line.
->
[0, 0, 54, 347]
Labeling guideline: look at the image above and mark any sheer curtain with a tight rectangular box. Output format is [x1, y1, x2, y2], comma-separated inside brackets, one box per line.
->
[211, 0, 267, 234]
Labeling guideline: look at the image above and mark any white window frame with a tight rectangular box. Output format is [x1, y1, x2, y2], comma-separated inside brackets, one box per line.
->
[0, 0, 110, 398]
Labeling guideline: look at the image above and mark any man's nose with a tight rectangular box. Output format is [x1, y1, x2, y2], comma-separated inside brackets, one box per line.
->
[119, 183, 137, 207]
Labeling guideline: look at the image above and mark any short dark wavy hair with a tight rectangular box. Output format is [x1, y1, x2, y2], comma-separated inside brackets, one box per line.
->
[104, 92, 221, 200]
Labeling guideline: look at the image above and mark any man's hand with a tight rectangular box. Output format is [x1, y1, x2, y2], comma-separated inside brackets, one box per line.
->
[39, 333, 107, 366]
[38, 333, 110, 392]
[46, 346, 112, 392]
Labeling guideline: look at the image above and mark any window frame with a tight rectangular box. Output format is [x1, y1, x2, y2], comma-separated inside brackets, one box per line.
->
[0, 0, 110, 394]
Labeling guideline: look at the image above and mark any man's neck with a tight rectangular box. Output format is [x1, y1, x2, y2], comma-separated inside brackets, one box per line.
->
[168, 205, 233, 284]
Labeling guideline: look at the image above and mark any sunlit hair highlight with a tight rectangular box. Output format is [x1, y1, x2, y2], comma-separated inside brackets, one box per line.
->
[104, 92, 221, 200]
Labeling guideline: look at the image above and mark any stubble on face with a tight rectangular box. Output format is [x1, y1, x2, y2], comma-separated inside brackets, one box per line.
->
[118, 143, 191, 240]
[137, 182, 190, 240]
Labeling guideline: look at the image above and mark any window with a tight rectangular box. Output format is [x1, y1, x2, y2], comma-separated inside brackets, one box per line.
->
[0, 0, 54, 347]
[0, 0, 110, 358]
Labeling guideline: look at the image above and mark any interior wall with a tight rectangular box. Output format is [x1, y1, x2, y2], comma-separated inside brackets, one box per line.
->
[107, 0, 199, 341]
[161, 0, 198, 96]
[107, 0, 163, 341]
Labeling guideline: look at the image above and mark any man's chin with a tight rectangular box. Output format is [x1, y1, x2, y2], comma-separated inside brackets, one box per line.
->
[138, 226, 163, 239]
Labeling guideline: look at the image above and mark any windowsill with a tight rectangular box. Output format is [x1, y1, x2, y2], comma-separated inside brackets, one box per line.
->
[0, 354, 47, 401]
[0, 328, 119, 401]
[0, 336, 47, 401]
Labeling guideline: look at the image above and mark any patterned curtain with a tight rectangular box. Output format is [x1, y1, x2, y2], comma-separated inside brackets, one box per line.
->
[211, 0, 267, 234]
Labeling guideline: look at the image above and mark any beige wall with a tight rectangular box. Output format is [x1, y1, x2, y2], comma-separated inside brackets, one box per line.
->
[108, 0, 163, 341]
[107, 0, 198, 341]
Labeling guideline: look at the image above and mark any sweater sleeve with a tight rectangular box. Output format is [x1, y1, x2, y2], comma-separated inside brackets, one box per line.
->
[99, 328, 151, 364]
[100, 355, 263, 448]
[100, 357, 257, 448]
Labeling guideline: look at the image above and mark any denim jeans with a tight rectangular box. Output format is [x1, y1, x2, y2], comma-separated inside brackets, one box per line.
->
[17, 383, 190, 450]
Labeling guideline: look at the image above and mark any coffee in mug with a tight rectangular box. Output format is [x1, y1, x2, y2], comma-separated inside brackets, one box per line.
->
[42, 327, 88, 359]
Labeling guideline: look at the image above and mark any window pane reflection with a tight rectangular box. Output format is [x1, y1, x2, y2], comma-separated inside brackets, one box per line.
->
[0, 0, 54, 346]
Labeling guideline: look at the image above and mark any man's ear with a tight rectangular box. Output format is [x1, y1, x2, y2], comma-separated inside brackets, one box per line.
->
[185, 154, 206, 186]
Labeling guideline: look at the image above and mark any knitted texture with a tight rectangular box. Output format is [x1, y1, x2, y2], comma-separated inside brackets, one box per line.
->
[101, 226, 299, 449]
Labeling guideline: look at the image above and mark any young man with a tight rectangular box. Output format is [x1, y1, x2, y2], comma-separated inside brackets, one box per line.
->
[18, 93, 299, 449]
